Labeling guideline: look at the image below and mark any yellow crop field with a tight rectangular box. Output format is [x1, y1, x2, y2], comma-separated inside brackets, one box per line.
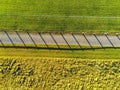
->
[0, 57, 120, 90]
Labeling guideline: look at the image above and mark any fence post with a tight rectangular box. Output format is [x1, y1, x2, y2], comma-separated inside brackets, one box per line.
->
[93, 33, 104, 48]
[49, 32, 60, 49]
[105, 33, 115, 48]
[15, 31, 27, 48]
[71, 33, 82, 49]
[116, 33, 120, 47]
[60, 33, 71, 49]
[82, 32, 93, 49]
[38, 32, 49, 48]
[4, 31, 15, 47]
[27, 32, 38, 48]
[116, 33, 120, 41]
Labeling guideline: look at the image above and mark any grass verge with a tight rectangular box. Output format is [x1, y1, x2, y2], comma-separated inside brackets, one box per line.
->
[1, 48, 120, 59]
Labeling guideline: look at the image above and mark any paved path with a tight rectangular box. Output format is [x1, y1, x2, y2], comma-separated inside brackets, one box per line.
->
[0, 31, 120, 48]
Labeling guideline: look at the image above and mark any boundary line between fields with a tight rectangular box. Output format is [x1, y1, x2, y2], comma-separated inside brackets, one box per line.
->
[0, 14, 120, 19]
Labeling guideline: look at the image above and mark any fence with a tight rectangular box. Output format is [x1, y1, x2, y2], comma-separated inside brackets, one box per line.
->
[0, 31, 120, 50]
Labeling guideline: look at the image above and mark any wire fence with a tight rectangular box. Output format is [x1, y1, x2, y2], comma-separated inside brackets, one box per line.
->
[0, 31, 120, 50]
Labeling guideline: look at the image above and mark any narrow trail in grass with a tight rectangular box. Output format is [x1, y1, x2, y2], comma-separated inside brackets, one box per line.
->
[1, 14, 120, 19]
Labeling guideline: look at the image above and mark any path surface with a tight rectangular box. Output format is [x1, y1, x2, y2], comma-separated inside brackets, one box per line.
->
[0, 31, 120, 48]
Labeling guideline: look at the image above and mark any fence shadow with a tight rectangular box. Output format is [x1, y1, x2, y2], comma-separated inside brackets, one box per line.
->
[0, 45, 119, 51]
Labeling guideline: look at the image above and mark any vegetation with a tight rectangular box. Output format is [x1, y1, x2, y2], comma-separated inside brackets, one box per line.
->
[1, 48, 120, 59]
[0, 0, 120, 33]
[0, 48, 120, 89]
[0, 0, 120, 89]
[0, 57, 120, 90]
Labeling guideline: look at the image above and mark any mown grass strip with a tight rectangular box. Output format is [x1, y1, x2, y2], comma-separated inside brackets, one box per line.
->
[1, 48, 120, 59]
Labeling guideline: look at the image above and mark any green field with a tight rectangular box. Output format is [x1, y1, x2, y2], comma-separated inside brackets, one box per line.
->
[0, 0, 120, 33]
[0, 48, 120, 89]
[1, 0, 120, 89]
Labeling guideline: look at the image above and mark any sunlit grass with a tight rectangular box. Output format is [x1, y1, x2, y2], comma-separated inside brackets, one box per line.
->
[0, 48, 120, 59]
[0, 0, 120, 33]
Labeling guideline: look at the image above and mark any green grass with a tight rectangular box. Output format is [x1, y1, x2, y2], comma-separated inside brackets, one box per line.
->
[1, 0, 120, 89]
[1, 48, 120, 59]
[0, 0, 120, 33]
